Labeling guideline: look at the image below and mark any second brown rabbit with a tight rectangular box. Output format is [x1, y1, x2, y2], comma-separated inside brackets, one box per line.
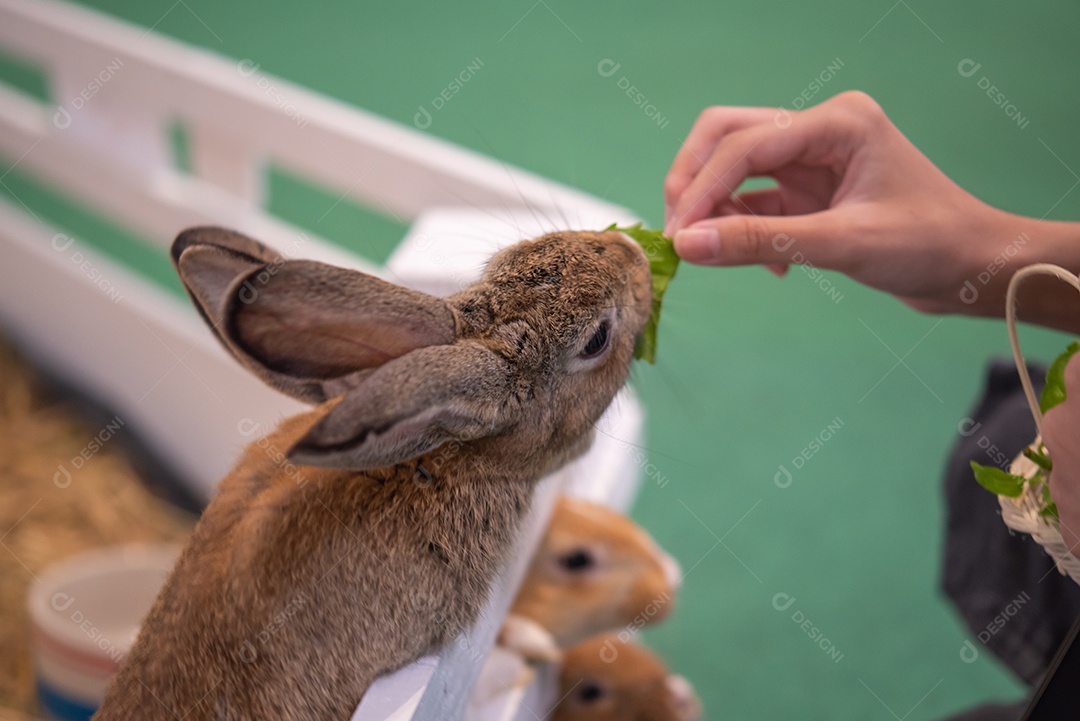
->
[554, 635, 702, 721]
[500, 495, 682, 661]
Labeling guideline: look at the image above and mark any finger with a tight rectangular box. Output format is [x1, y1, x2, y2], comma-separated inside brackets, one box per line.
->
[1066, 353, 1080, 388]
[668, 125, 788, 235]
[716, 187, 785, 217]
[673, 210, 853, 270]
[719, 189, 792, 277]
[668, 108, 856, 236]
[766, 264, 789, 277]
[666, 108, 779, 208]
[1043, 354, 1080, 450]
[664, 107, 781, 232]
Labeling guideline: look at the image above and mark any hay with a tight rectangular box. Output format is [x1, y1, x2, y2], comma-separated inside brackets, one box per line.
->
[0, 335, 195, 715]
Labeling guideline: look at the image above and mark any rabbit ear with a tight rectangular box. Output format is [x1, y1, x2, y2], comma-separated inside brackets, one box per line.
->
[172, 227, 457, 404]
[289, 342, 519, 470]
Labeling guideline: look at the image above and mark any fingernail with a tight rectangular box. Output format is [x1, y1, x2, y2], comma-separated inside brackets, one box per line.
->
[674, 227, 720, 262]
[766, 263, 789, 278]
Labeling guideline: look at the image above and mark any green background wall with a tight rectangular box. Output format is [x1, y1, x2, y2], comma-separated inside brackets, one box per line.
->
[3, 1, 1079, 718]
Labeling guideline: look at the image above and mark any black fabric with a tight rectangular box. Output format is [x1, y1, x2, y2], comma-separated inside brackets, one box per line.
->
[943, 701, 1027, 721]
[941, 359, 1080, 687]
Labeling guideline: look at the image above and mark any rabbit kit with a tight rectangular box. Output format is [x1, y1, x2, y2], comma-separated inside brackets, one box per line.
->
[93, 226, 653, 719]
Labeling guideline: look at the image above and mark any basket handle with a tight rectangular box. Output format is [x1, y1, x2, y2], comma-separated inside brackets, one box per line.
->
[1005, 263, 1080, 435]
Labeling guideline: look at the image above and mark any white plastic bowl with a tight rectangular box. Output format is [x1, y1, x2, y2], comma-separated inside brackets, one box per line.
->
[26, 544, 180, 720]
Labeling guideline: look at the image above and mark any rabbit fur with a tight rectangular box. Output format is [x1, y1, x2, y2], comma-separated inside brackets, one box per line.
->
[94, 226, 652, 720]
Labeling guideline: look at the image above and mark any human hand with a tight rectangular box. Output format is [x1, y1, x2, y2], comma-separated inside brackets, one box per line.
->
[1045, 354, 1080, 557]
[663, 91, 1047, 319]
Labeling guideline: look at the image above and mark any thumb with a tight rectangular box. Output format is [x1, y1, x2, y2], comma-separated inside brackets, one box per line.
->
[673, 212, 848, 269]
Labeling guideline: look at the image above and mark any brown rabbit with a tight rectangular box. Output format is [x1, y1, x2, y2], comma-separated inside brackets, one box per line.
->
[553, 635, 702, 721]
[93, 226, 652, 720]
[500, 495, 681, 661]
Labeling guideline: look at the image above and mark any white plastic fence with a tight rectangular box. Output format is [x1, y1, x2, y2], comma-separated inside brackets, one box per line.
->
[0, 1, 648, 719]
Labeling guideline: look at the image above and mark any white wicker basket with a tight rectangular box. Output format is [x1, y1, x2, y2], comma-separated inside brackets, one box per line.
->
[996, 264, 1080, 585]
[997, 436, 1080, 584]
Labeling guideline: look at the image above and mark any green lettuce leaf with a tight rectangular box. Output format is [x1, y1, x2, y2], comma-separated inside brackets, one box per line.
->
[1041, 483, 1059, 518]
[1040, 340, 1080, 413]
[1022, 445, 1053, 472]
[606, 223, 680, 363]
[970, 461, 1026, 498]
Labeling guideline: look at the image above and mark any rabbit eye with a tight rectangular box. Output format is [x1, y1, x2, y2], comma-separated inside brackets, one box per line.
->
[579, 321, 610, 359]
[578, 682, 606, 703]
[559, 548, 595, 571]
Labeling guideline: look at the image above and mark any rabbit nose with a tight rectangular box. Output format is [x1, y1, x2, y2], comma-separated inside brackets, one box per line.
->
[660, 551, 682, 591]
[665, 675, 703, 721]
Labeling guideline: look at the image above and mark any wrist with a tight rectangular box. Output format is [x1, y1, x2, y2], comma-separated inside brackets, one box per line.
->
[957, 210, 1080, 333]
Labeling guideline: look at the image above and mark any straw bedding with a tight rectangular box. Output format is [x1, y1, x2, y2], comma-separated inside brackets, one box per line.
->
[0, 336, 195, 715]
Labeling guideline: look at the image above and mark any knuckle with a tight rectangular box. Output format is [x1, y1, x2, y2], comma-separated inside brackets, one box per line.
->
[663, 175, 685, 201]
[831, 90, 886, 127]
[694, 106, 738, 137]
[833, 90, 879, 112]
[734, 215, 773, 261]
[701, 105, 729, 125]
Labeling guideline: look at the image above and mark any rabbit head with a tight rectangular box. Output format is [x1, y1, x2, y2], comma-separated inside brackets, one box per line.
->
[171, 227, 653, 476]
[511, 496, 681, 648]
[554, 634, 702, 721]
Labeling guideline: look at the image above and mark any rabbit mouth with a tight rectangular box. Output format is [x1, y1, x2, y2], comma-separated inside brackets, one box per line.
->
[611, 229, 649, 258]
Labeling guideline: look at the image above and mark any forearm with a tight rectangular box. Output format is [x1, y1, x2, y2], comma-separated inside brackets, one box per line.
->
[959, 210, 1080, 334]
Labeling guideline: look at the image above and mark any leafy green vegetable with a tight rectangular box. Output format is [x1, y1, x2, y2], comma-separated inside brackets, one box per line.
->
[971, 446, 1058, 517]
[970, 461, 1026, 498]
[1041, 484, 1059, 518]
[606, 223, 680, 363]
[1023, 445, 1053, 472]
[970, 341, 1079, 519]
[1040, 340, 1080, 413]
